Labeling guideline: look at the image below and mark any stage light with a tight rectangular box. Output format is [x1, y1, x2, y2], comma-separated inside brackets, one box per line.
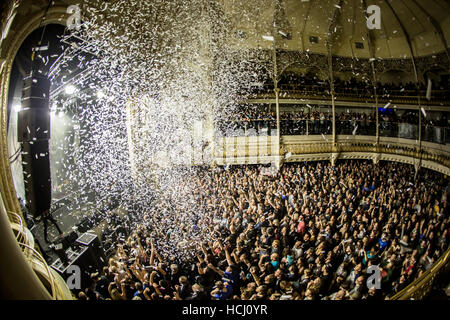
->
[13, 104, 22, 112]
[65, 84, 76, 95]
[97, 90, 105, 99]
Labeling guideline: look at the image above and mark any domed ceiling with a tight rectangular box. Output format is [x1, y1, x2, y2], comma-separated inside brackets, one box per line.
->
[221, 0, 450, 59]
[2, 0, 450, 60]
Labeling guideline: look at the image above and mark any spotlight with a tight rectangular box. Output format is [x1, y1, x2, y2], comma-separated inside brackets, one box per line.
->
[97, 90, 105, 99]
[13, 104, 22, 112]
[65, 84, 76, 95]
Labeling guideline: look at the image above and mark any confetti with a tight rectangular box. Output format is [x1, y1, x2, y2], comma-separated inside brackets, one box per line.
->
[47, 0, 270, 260]
[262, 35, 274, 41]
[421, 107, 427, 117]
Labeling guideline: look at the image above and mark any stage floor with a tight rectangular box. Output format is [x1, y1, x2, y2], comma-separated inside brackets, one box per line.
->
[30, 192, 98, 264]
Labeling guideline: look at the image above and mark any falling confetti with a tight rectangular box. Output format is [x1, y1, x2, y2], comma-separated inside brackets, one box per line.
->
[49, 0, 270, 260]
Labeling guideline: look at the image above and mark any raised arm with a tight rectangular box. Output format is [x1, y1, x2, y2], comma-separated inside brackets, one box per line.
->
[258, 254, 268, 270]
[137, 236, 146, 258]
[108, 282, 115, 299]
[173, 285, 182, 300]
[126, 263, 142, 282]
[230, 249, 241, 266]
[118, 281, 127, 300]
[156, 262, 167, 276]
[197, 262, 205, 275]
[152, 282, 162, 296]
[149, 238, 156, 266]
[231, 195, 240, 209]
[208, 263, 224, 277]
[249, 267, 261, 286]
[143, 287, 152, 300]
[149, 271, 158, 286]
[220, 242, 234, 267]
[155, 251, 165, 265]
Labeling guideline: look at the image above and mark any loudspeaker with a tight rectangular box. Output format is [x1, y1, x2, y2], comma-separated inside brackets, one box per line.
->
[51, 246, 96, 294]
[19, 72, 51, 218]
[18, 74, 51, 143]
[51, 233, 107, 294]
[21, 74, 51, 107]
[20, 141, 51, 217]
[17, 108, 50, 142]
[76, 233, 107, 272]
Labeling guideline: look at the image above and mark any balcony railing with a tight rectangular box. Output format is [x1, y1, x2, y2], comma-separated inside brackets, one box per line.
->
[247, 84, 450, 105]
[216, 119, 450, 145]
[391, 245, 450, 300]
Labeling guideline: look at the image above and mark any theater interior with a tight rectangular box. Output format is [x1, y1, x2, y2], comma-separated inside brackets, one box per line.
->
[0, 0, 449, 302]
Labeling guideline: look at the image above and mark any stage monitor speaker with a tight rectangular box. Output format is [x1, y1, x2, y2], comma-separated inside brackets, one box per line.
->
[51, 233, 107, 294]
[51, 247, 96, 294]
[76, 232, 107, 272]
[18, 72, 51, 218]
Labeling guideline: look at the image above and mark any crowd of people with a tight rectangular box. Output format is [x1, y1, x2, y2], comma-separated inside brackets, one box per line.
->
[217, 107, 448, 141]
[77, 160, 449, 301]
[252, 73, 449, 101]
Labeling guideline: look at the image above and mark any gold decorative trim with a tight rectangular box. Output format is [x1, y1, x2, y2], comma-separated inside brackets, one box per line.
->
[0, 3, 71, 300]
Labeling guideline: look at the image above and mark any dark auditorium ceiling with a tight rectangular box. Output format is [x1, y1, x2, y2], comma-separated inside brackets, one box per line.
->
[2, 0, 450, 60]
[221, 0, 450, 59]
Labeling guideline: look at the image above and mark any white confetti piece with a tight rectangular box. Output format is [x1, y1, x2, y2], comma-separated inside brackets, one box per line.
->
[262, 35, 274, 41]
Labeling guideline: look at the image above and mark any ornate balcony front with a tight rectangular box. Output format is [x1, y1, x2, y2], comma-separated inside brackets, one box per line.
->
[214, 120, 450, 175]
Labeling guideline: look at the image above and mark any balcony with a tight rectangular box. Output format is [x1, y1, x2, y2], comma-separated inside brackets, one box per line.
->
[244, 84, 450, 108]
[214, 119, 450, 175]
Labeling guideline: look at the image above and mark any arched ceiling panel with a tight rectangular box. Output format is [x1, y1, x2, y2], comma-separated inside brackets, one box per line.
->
[4, 0, 450, 59]
[302, 0, 337, 54]
[222, 0, 275, 50]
